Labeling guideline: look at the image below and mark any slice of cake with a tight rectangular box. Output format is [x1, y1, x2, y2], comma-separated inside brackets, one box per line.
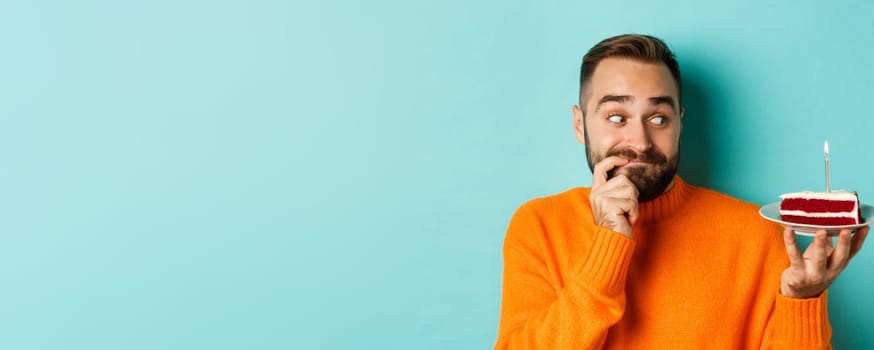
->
[779, 190, 862, 226]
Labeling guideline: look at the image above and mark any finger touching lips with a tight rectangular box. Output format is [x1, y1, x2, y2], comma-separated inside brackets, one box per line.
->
[593, 157, 630, 186]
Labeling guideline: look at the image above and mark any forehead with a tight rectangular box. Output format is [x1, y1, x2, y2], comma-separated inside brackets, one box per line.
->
[586, 57, 679, 105]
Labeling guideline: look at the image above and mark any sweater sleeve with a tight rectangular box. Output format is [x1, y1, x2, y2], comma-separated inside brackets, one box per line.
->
[494, 204, 635, 349]
[761, 291, 832, 350]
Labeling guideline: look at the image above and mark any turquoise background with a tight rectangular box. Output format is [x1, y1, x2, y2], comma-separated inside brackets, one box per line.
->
[1, 0, 872, 348]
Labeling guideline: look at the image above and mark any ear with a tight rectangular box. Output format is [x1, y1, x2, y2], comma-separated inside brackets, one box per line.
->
[572, 105, 586, 144]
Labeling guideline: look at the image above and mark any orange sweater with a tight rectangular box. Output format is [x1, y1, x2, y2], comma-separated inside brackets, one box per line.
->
[495, 177, 831, 349]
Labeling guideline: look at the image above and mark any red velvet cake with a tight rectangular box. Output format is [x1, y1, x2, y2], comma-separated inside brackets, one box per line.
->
[779, 191, 862, 225]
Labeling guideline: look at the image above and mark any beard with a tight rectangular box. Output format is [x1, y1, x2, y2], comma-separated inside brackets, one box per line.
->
[584, 135, 680, 203]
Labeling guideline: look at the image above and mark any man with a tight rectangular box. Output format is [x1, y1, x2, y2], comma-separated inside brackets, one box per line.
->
[494, 34, 868, 349]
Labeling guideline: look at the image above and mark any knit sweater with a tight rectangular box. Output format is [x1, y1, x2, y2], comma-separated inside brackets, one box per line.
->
[495, 177, 831, 349]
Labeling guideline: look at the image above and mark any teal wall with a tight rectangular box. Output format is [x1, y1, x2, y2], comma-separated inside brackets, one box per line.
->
[1, 0, 872, 348]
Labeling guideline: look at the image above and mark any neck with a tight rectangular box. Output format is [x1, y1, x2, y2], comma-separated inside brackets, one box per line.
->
[636, 176, 690, 223]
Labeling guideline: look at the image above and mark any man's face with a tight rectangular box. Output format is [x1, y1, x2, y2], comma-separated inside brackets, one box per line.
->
[572, 57, 684, 202]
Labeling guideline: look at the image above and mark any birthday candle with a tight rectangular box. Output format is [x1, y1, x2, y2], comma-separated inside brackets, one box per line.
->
[825, 140, 830, 193]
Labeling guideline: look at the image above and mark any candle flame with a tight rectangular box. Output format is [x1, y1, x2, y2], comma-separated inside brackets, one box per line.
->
[824, 140, 829, 157]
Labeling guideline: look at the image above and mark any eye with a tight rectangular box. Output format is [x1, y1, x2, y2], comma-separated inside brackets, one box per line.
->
[649, 116, 667, 126]
[607, 114, 625, 124]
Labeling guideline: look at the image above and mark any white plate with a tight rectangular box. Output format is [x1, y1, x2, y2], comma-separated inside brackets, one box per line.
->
[759, 202, 872, 236]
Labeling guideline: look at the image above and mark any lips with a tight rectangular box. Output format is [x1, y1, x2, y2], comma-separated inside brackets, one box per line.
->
[607, 148, 667, 164]
[622, 159, 650, 166]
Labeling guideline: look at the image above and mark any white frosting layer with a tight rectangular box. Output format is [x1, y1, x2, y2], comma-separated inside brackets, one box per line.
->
[778, 210, 856, 217]
[779, 190, 857, 201]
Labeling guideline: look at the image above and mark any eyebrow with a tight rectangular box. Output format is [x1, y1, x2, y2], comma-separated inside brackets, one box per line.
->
[595, 94, 677, 113]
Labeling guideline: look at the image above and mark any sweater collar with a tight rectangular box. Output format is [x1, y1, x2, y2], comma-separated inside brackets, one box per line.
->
[636, 176, 692, 223]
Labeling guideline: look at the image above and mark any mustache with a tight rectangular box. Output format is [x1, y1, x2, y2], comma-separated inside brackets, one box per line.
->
[606, 148, 667, 164]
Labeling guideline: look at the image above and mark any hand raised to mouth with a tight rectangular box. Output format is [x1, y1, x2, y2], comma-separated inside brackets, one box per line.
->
[589, 156, 639, 238]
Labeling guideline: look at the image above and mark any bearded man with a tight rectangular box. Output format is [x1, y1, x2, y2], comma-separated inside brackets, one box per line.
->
[494, 34, 868, 349]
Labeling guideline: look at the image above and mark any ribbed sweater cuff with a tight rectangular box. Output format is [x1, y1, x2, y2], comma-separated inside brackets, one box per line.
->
[574, 226, 635, 295]
[774, 290, 830, 346]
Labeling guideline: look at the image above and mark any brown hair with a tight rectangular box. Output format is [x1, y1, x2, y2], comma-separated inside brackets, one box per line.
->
[579, 34, 681, 114]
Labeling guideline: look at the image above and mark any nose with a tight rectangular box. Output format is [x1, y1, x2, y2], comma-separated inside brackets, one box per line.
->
[622, 120, 652, 152]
